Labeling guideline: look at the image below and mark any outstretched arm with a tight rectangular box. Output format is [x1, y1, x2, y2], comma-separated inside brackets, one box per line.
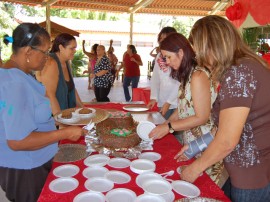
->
[82, 40, 95, 59]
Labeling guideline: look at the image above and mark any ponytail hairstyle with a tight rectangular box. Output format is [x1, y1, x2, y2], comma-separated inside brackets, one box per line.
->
[12, 23, 50, 53]
[50, 33, 75, 53]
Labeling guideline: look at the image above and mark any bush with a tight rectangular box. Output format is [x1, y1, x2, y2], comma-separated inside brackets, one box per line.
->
[71, 50, 88, 77]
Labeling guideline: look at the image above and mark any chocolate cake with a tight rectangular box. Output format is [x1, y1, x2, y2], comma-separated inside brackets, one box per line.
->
[79, 108, 92, 114]
[61, 111, 72, 119]
[96, 111, 141, 149]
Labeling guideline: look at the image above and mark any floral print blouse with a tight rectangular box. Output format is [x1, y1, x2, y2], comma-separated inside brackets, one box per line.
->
[178, 66, 217, 144]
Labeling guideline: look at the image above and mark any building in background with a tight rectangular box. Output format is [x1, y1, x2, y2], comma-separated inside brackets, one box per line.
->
[18, 16, 160, 76]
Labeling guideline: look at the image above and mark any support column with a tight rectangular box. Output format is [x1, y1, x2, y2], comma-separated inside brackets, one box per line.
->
[45, 4, 51, 36]
[129, 13, 133, 45]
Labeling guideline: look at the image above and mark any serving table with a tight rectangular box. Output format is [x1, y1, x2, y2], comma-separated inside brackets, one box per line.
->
[37, 102, 230, 202]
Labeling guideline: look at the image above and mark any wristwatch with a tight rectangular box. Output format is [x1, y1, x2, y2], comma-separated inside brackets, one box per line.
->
[168, 122, 174, 133]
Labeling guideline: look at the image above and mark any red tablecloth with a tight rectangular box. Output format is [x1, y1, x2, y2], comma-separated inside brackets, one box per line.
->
[262, 53, 270, 66]
[38, 103, 230, 202]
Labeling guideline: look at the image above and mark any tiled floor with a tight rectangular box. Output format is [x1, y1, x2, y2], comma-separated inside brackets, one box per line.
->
[74, 75, 151, 103]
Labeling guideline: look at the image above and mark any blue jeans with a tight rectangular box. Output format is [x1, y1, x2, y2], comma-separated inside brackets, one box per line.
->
[123, 76, 140, 101]
[223, 178, 270, 202]
[231, 183, 270, 202]
[159, 108, 176, 120]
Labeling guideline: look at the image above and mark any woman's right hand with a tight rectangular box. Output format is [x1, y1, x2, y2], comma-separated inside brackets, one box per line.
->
[62, 126, 85, 142]
[148, 124, 169, 140]
[147, 99, 156, 109]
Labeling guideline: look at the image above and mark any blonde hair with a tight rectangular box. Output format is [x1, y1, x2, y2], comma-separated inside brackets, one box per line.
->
[189, 15, 268, 82]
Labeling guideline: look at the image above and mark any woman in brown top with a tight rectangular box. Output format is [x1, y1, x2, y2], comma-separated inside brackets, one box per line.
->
[176, 15, 270, 202]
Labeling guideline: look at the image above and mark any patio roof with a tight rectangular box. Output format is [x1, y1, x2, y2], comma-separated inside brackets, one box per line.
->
[3, 0, 229, 17]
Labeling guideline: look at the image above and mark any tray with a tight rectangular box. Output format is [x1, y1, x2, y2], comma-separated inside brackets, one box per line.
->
[53, 144, 88, 163]
[54, 108, 109, 126]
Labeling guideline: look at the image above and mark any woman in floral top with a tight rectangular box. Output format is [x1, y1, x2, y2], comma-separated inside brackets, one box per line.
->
[149, 33, 225, 185]
[91, 45, 113, 102]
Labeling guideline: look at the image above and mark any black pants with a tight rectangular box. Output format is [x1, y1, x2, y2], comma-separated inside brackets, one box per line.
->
[0, 159, 53, 202]
[94, 85, 111, 102]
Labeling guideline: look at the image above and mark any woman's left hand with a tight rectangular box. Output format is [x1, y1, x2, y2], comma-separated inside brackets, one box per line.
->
[148, 124, 169, 140]
[174, 144, 189, 162]
[180, 163, 202, 183]
[160, 103, 170, 117]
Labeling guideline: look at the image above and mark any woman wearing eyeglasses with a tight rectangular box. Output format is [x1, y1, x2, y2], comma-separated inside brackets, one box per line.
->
[36, 33, 84, 116]
[0, 23, 84, 202]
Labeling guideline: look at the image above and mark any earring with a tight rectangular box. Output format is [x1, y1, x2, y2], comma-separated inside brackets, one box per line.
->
[27, 58, 30, 63]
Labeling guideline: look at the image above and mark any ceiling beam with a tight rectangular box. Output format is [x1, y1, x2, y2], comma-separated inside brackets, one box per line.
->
[41, 0, 59, 6]
[129, 0, 155, 13]
[208, 0, 229, 15]
[63, 0, 127, 7]
[144, 6, 212, 12]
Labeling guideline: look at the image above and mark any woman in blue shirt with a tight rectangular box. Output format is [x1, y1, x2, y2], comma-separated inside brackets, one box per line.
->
[0, 23, 83, 202]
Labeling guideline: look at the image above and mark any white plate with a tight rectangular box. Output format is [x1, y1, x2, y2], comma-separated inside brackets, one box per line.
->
[73, 191, 105, 202]
[82, 166, 109, 179]
[84, 154, 110, 167]
[136, 121, 156, 141]
[135, 194, 165, 202]
[123, 106, 149, 112]
[84, 177, 114, 192]
[53, 164, 79, 178]
[106, 188, 136, 202]
[105, 171, 131, 184]
[142, 179, 172, 195]
[136, 172, 163, 188]
[108, 158, 131, 169]
[138, 152, 161, 162]
[57, 113, 81, 124]
[130, 159, 156, 174]
[171, 180, 200, 198]
[146, 191, 175, 202]
[49, 177, 78, 193]
[75, 108, 96, 119]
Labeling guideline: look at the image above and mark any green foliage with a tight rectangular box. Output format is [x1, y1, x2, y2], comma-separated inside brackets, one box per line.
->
[242, 27, 261, 52]
[0, 2, 18, 62]
[21, 5, 44, 16]
[71, 50, 88, 77]
[98, 12, 107, 20]
[156, 16, 199, 38]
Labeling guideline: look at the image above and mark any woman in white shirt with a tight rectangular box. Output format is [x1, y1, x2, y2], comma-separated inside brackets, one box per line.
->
[147, 27, 180, 119]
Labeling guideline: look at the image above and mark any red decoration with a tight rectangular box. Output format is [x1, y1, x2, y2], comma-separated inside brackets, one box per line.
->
[249, 0, 270, 25]
[227, 0, 250, 28]
[226, 2, 242, 21]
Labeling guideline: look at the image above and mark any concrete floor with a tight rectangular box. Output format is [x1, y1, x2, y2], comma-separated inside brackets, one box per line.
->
[0, 188, 9, 202]
[0, 75, 151, 201]
[74, 75, 151, 103]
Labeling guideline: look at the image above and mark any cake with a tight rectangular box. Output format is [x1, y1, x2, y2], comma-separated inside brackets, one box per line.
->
[96, 111, 141, 149]
[79, 108, 92, 114]
[61, 110, 72, 119]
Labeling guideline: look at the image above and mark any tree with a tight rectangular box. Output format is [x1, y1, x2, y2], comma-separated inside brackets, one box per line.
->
[0, 2, 18, 62]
